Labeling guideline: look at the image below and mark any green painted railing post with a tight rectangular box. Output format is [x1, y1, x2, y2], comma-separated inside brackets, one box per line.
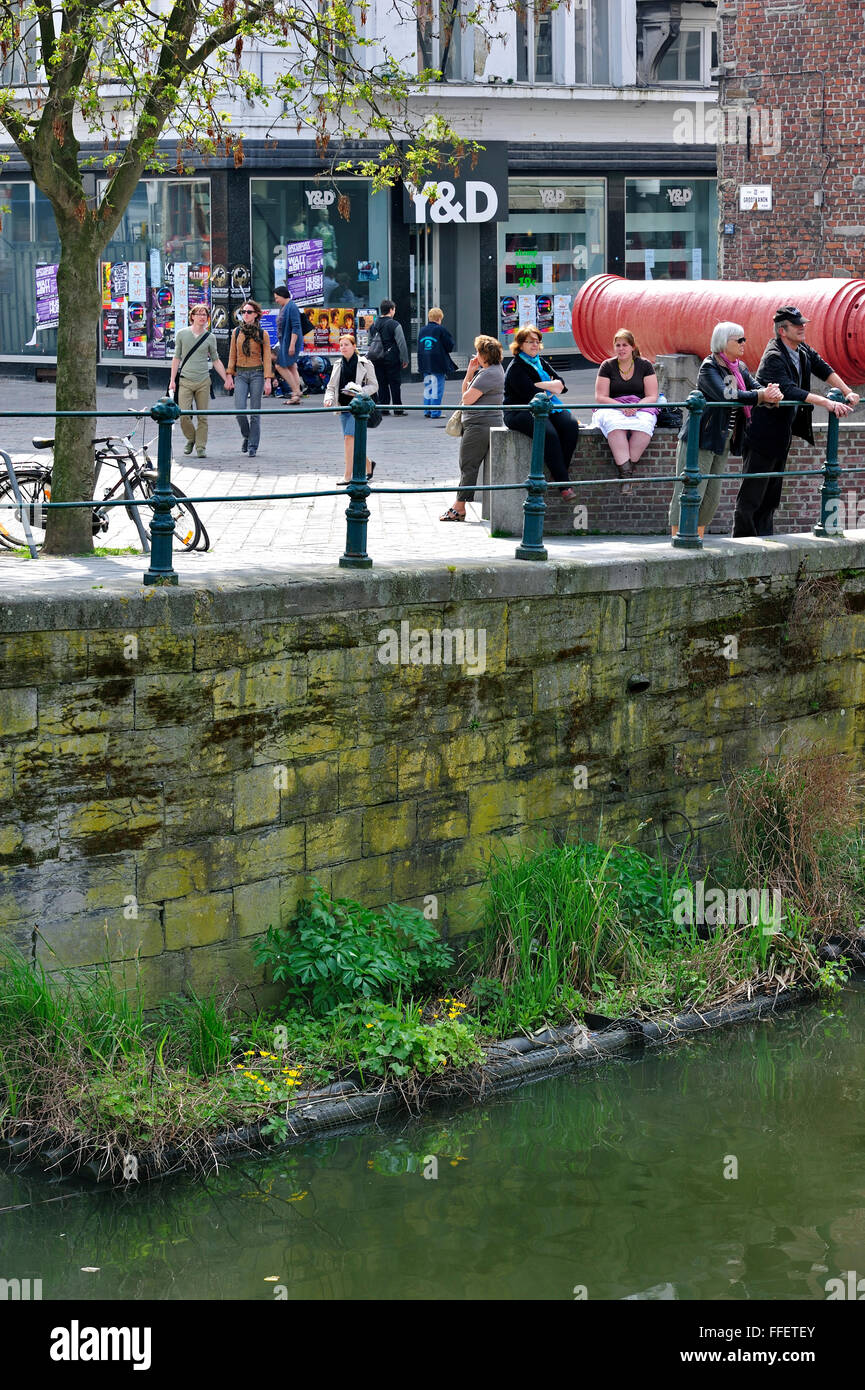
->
[339, 393, 373, 569]
[814, 387, 845, 537]
[143, 395, 180, 585]
[671, 390, 705, 550]
[515, 392, 550, 561]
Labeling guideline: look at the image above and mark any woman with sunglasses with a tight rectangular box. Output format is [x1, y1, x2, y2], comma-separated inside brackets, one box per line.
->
[669, 322, 782, 539]
[225, 300, 273, 458]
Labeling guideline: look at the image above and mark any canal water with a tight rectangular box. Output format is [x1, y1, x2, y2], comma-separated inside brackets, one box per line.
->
[2, 985, 864, 1302]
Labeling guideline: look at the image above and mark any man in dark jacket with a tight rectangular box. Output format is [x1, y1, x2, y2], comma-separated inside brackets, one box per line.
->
[417, 307, 455, 419]
[732, 305, 858, 536]
[370, 299, 408, 415]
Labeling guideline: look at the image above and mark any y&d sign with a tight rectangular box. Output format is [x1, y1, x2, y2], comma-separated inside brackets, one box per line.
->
[403, 142, 508, 225]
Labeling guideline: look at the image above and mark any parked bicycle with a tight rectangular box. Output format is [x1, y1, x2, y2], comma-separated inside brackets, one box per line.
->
[0, 422, 210, 553]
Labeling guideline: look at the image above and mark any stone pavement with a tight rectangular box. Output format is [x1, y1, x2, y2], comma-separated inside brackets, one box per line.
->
[0, 368, 604, 573]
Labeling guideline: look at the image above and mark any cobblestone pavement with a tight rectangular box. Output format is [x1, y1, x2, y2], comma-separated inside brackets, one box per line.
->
[0, 368, 613, 574]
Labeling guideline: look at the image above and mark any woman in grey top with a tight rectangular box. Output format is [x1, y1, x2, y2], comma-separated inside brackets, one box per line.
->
[440, 335, 505, 521]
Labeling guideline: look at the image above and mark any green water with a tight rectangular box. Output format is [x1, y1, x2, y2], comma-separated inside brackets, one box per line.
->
[3, 986, 865, 1302]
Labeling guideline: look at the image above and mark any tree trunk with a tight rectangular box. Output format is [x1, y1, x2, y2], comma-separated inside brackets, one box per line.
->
[42, 224, 103, 556]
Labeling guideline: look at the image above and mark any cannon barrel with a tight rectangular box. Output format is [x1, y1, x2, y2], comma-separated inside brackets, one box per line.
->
[572, 274, 865, 382]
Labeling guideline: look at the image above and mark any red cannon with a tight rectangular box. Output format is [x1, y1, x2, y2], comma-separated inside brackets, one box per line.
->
[572, 275, 865, 383]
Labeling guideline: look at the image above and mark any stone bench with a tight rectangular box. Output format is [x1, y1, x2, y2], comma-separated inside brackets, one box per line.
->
[481, 422, 865, 537]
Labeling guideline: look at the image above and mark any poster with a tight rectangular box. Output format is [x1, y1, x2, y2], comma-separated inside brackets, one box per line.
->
[500, 295, 518, 339]
[514, 248, 538, 289]
[149, 249, 162, 293]
[173, 262, 189, 328]
[101, 262, 112, 308]
[554, 295, 572, 333]
[536, 294, 553, 334]
[540, 254, 554, 286]
[211, 265, 229, 300]
[109, 262, 128, 302]
[273, 247, 287, 287]
[128, 261, 147, 302]
[210, 303, 230, 341]
[230, 264, 251, 297]
[102, 309, 124, 352]
[286, 240, 324, 304]
[124, 300, 148, 357]
[644, 248, 655, 280]
[188, 263, 210, 306]
[260, 311, 279, 349]
[35, 263, 59, 329]
[692, 246, 702, 280]
[358, 260, 379, 282]
[302, 305, 358, 353]
[518, 294, 535, 327]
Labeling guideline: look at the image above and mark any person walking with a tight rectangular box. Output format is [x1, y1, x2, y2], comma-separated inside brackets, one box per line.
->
[732, 305, 859, 537]
[323, 333, 378, 483]
[418, 307, 455, 419]
[224, 300, 273, 458]
[439, 335, 504, 521]
[370, 299, 408, 415]
[168, 305, 228, 459]
[273, 286, 303, 404]
[669, 322, 782, 539]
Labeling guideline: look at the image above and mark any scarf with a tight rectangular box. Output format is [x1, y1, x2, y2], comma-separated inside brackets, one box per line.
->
[338, 351, 359, 405]
[518, 351, 563, 412]
[719, 352, 751, 421]
[239, 320, 263, 359]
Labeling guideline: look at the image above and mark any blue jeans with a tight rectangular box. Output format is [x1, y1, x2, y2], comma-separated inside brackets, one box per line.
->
[234, 369, 264, 450]
[423, 372, 445, 417]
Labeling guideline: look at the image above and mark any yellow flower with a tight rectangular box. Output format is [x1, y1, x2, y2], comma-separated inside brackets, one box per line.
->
[263, 1085, 271, 1092]
[243, 1071, 257, 1079]
[243, 1050, 254, 1056]
[365, 1022, 375, 1029]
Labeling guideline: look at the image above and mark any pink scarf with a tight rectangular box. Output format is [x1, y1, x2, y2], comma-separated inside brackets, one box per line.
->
[719, 352, 751, 421]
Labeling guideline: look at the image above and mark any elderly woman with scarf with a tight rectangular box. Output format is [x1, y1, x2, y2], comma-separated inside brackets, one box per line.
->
[668, 322, 782, 538]
[503, 325, 579, 500]
[225, 300, 273, 458]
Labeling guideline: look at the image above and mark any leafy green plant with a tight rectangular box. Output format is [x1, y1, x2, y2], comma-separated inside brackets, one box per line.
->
[349, 1000, 483, 1079]
[253, 883, 453, 1015]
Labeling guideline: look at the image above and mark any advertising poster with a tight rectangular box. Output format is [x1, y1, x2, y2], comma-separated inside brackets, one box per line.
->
[230, 264, 251, 297]
[692, 246, 702, 280]
[173, 262, 189, 328]
[149, 249, 161, 292]
[358, 260, 379, 283]
[210, 302, 230, 341]
[518, 294, 536, 327]
[260, 311, 279, 349]
[35, 263, 60, 330]
[109, 262, 128, 303]
[287, 240, 324, 304]
[553, 295, 572, 333]
[541, 254, 554, 286]
[302, 305, 359, 353]
[355, 309, 374, 351]
[128, 261, 147, 302]
[124, 300, 148, 357]
[500, 295, 518, 339]
[536, 294, 553, 334]
[211, 265, 229, 301]
[102, 262, 112, 308]
[644, 248, 655, 280]
[102, 309, 124, 352]
[188, 263, 210, 307]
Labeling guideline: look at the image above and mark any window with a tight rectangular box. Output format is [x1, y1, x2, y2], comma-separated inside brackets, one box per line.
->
[625, 177, 718, 280]
[417, 0, 463, 80]
[0, 13, 42, 85]
[642, 24, 717, 86]
[0, 183, 61, 359]
[574, 0, 610, 86]
[516, 2, 553, 83]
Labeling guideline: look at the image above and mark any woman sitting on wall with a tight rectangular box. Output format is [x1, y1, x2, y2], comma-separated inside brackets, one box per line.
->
[503, 325, 578, 501]
[668, 322, 782, 538]
[591, 328, 659, 481]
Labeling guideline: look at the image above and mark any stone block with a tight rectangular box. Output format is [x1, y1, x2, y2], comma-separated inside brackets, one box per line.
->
[35, 908, 163, 969]
[329, 854, 394, 908]
[306, 809, 364, 868]
[182, 941, 268, 998]
[533, 660, 592, 715]
[234, 823, 305, 881]
[57, 794, 163, 858]
[234, 877, 282, 937]
[0, 631, 88, 687]
[164, 889, 234, 950]
[363, 801, 417, 856]
[417, 793, 470, 844]
[138, 844, 216, 902]
[87, 628, 194, 678]
[212, 659, 306, 718]
[338, 744, 397, 809]
[38, 679, 135, 736]
[395, 741, 444, 798]
[0, 853, 134, 928]
[234, 764, 281, 831]
[134, 671, 213, 729]
[163, 775, 235, 843]
[0, 687, 37, 736]
[275, 757, 340, 819]
[12, 732, 109, 799]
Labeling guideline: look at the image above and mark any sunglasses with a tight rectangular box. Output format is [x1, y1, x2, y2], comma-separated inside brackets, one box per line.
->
[241, 309, 257, 316]
[736, 336, 746, 343]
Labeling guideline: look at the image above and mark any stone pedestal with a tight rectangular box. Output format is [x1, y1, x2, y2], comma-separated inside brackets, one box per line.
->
[654, 353, 702, 405]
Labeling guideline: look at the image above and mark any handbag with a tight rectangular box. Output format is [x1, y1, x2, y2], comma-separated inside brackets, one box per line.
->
[445, 409, 463, 437]
[366, 402, 383, 429]
[656, 405, 683, 429]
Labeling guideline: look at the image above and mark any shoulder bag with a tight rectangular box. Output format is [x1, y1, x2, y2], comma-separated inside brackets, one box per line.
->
[171, 330, 212, 397]
[445, 409, 463, 437]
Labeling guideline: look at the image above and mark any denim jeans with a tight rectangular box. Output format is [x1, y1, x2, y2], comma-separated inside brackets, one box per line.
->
[423, 372, 445, 417]
[233, 369, 264, 450]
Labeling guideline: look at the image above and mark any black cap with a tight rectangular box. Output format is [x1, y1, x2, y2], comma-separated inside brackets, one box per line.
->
[774, 304, 808, 326]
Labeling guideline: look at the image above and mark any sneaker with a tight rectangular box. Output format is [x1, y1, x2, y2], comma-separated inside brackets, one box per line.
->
[196, 447, 206, 458]
[241, 438, 248, 453]
[183, 441, 194, 455]
[248, 448, 257, 458]
[393, 410, 406, 416]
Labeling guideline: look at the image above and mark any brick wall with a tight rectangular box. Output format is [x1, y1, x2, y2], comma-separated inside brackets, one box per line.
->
[717, 2, 865, 279]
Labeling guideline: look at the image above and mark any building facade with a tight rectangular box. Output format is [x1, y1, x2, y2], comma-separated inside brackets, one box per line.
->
[0, 0, 720, 373]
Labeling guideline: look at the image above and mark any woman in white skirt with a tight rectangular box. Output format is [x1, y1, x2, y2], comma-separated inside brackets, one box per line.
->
[592, 329, 659, 480]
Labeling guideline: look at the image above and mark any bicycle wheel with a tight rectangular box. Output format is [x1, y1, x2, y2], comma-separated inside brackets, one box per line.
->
[136, 477, 205, 552]
[0, 467, 50, 551]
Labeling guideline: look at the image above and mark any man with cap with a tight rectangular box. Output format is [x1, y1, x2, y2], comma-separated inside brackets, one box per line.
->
[732, 305, 859, 537]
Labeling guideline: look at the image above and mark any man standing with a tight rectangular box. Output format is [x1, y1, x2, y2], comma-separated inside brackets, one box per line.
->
[273, 285, 303, 404]
[732, 305, 859, 536]
[418, 306, 455, 420]
[371, 299, 408, 415]
[169, 306, 228, 459]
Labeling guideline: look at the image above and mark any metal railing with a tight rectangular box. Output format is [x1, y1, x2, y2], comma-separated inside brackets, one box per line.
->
[0, 387, 857, 585]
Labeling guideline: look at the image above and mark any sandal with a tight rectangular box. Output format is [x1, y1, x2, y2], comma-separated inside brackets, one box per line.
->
[439, 507, 465, 522]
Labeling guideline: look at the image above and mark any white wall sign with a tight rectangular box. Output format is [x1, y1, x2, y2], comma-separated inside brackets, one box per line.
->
[739, 184, 772, 211]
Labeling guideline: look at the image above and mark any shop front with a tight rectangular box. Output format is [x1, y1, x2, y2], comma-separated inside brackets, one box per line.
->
[624, 176, 718, 280]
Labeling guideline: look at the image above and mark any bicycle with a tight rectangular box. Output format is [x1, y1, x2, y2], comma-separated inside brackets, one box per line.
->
[0, 422, 210, 553]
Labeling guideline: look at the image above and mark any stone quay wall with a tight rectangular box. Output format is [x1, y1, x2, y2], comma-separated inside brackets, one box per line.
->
[2, 541, 865, 1004]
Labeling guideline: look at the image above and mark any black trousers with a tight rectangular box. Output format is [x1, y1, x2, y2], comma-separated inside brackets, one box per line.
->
[732, 440, 790, 536]
[375, 361, 403, 407]
[506, 410, 579, 482]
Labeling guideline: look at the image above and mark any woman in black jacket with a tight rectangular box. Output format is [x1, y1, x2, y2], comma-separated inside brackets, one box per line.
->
[504, 325, 578, 499]
[669, 322, 782, 538]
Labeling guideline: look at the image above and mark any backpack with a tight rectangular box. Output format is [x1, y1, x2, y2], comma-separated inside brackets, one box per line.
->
[366, 328, 386, 363]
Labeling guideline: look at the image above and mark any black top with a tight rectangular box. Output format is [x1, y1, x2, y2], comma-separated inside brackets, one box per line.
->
[746, 336, 833, 451]
[678, 355, 763, 457]
[597, 356, 656, 399]
[503, 354, 568, 407]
